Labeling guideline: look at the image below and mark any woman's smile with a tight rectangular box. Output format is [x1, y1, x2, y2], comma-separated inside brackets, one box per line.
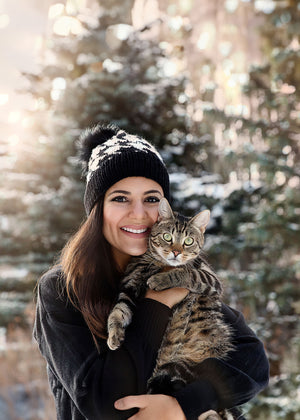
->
[103, 177, 163, 270]
[121, 225, 150, 236]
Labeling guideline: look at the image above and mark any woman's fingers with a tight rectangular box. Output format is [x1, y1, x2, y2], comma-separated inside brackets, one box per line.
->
[114, 394, 187, 420]
[114, 394, 150, 410]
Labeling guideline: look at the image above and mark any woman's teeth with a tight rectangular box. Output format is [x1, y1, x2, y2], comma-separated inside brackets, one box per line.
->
[122, 227, 148, 234]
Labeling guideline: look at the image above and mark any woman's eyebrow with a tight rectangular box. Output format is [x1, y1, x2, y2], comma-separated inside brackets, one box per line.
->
[107, 189, 162, 197]
[107, 190, 130, 196]
[144, 190, 163, 195]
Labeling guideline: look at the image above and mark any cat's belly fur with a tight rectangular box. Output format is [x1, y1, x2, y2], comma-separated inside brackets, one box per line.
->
[155, 295, 233, 367]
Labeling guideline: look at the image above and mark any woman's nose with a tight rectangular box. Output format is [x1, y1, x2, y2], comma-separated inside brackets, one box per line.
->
[130, 201, 147, 218]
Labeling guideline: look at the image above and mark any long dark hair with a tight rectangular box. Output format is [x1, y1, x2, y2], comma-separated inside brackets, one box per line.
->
[60, 198, 121, 340]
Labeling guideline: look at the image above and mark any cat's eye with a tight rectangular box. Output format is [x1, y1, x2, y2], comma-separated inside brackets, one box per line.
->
[163, 233, 172, 242]
[184, 237, 194, 246]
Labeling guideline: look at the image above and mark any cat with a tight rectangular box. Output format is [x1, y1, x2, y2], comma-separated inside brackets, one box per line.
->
[107, 198, 235, 420]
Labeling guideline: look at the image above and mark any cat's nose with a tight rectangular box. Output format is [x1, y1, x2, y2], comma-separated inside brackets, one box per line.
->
[172, 250, 181, 258]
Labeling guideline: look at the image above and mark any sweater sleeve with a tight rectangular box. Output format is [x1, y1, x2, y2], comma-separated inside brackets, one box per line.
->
[174, 303, 269, 420]
[33, 267, 171, 420]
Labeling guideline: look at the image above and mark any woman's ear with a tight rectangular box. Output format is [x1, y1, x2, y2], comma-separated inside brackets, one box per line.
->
[158, 198, 174, 221]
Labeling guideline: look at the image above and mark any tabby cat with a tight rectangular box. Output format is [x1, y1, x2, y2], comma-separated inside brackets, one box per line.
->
[107, 198, 235, 420]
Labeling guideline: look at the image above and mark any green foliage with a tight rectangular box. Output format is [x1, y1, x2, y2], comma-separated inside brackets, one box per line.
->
[0, 1, 299, 416]
[244, 373, 300, 419]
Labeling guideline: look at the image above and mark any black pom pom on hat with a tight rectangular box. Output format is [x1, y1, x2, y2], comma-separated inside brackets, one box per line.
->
[77, 124, 119, 175]
[77, 123, 170, 215]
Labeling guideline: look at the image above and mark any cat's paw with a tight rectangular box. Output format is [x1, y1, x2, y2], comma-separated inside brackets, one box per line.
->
[147, 274, 168, 291]
[198, 410, 222, 420]
[107, 328, 125, 350]
[107, 310, 125, 350]
[107, 304, 133, 350]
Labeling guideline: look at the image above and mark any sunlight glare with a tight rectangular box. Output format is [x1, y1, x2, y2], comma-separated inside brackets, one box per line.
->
[219, 41, 232, 57]
[48, 3, 65, 19]
[53, 16, 83, 36]
[0, 94, 9, 106]
[8, 134, 20, 145]
[66, 0, 87, 14]
[255, 0, 275, 14]
[197, 32, 210, 50]
[0, 14, 10, 29]
[225, 0, 239, 13]
[161, 59, 178, 77]
[105, 24, 134, 50]
[103, 59, 123, 73]
[196, 24, 216, 51]
[22, 117, 34, 129]
[169, 16, 184, 31]
[8, 111, 22, 124]
[51, 77, 66, 100]
[35, 35, 44, 50]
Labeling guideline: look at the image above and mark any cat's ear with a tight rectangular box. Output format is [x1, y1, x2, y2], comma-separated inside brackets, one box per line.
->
[158, 198, 174, 220]
[190, 209, 210, 233]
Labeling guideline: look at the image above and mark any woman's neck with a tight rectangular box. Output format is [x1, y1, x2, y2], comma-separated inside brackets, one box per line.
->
[112, 248, 131, 273]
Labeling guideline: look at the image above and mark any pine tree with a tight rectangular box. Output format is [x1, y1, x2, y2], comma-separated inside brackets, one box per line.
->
[1, 1, 299, 415]
[0, 0, 192, 328]
[200, 3, 300, 403]
[235, 1, 299, 316]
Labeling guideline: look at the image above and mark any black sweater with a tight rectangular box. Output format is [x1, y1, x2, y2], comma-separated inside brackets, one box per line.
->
[33, 266, 269, 420]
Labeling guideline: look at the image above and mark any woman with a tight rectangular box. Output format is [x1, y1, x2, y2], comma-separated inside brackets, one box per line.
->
[34, 124, 269, 420]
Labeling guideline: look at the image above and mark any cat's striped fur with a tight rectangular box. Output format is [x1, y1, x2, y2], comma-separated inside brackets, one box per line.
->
[107, 198, 235, 420]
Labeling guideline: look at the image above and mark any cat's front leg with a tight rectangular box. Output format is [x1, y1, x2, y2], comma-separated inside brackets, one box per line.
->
[107, 300, 133, 350]
[147, 266, 221, 295]
[147, 270, 179, 291]
[147, 267, 193, 291]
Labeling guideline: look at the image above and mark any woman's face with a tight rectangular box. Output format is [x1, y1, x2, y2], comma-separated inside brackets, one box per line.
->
[103, 177, 164, 271]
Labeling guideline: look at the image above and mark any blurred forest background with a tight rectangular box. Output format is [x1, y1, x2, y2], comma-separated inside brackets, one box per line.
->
[0, 0, 299, 419]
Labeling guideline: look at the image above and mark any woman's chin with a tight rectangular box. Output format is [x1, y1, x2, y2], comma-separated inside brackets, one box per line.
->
[129, 247, 147, 257]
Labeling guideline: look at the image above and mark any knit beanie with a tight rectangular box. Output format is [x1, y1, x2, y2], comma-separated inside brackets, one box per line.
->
[78, 124, 170, 215]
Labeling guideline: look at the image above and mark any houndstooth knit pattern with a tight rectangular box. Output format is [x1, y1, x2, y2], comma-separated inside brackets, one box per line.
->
[80, 125, 170, 215]
[87, 130, 164, 182]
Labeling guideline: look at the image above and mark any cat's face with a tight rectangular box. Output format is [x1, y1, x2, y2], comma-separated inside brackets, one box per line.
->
[148, 198, 210, 267]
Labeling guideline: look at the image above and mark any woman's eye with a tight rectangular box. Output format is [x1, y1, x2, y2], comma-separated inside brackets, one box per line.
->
[145, 196, 160, 203]
[163, 233, 172, 242]
[111, 196, 127, 202]
[184, 237, 194, 246]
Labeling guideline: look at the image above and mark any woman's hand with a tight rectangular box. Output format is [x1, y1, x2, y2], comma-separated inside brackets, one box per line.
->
[114, 394, 186, 420]
[145, 287, 189, 308]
